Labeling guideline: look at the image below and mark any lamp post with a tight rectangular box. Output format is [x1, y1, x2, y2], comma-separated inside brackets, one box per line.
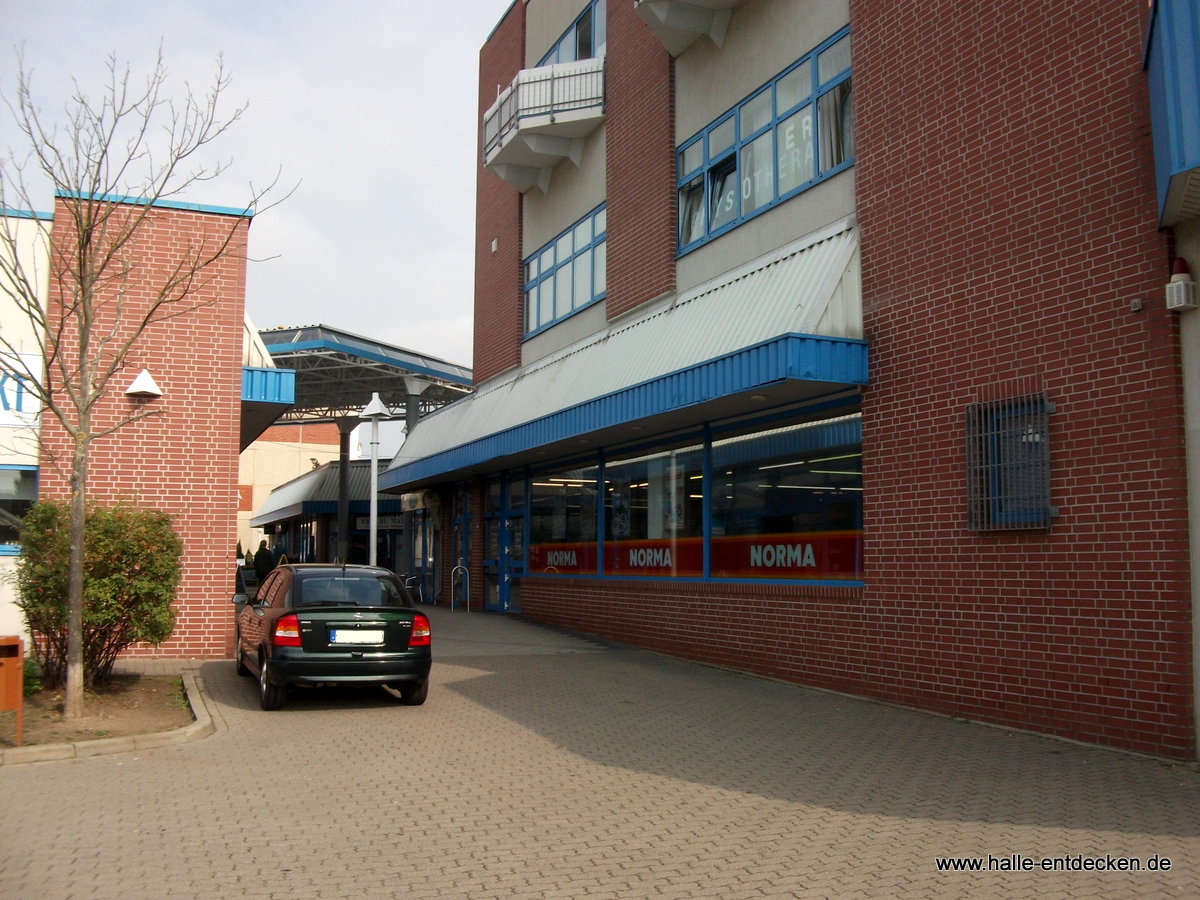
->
[359, 392, 390, 567]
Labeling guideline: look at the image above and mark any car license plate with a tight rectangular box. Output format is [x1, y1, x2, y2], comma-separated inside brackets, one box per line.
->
[330, 629, 384, 644]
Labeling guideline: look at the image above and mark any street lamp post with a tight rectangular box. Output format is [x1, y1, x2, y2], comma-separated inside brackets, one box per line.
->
[359, 392, 390, 567]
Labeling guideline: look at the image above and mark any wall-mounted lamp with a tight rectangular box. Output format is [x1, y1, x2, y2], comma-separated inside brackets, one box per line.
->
[124, 369, 162, 398]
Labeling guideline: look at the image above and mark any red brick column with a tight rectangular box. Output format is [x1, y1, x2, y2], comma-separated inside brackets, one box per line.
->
[473, 2, 527, 384]
[39, 198, 247, 659]
[851, 0, 1191, 756]
[604, 0, 676, 320]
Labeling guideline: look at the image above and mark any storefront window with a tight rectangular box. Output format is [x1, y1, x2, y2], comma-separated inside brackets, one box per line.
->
[604, 445, 703, 577]
[710, 421, 862, 580]
[0, 466, 36, 550]
[529, 464, 598, 574]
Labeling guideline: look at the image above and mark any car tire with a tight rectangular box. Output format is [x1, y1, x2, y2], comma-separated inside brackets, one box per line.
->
[234, 632, 250, 676]
[259, 657, 285, 711]
[399, 680, 428, 706]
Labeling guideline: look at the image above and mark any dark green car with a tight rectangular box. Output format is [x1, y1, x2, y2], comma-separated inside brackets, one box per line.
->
[233, 564, 432, 711]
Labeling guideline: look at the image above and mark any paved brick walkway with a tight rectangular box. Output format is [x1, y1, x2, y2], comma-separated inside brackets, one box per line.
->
[1, 606, 1197, 899]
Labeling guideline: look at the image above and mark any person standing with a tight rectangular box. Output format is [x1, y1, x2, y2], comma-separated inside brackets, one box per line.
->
[254, 539, 276, 579]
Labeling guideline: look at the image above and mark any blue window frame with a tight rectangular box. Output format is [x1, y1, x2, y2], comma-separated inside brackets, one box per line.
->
[514, 413, 864, 586]
[677, 27, 853, 254]
[0, 465, 37, 555]
[538, 0, 607, 67]
[523, 204, 608, 337]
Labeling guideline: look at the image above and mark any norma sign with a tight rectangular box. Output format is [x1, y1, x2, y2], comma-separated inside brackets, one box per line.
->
[528, 531, 862, 579]
[355, 516, 405, 530]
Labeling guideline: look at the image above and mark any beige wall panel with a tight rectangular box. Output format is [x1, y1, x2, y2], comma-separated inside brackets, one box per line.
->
[675, 0, 850, 142]
[526, 0, 594, 68]
[523, 123, 607, 256]
[521, 299, 607, 365]
[677, 167, 854, 293]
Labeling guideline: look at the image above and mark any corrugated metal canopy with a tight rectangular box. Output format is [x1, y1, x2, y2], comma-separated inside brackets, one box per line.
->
[259, 324, 472, 422]
[381, 217, 865, 491]
[250, 459, 401, 527]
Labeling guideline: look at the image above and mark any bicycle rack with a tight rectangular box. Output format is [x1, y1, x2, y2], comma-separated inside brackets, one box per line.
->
[452, 565, 470, 613]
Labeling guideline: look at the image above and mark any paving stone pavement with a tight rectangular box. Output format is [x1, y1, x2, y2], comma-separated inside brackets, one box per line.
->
[1, 605, 1198, 899]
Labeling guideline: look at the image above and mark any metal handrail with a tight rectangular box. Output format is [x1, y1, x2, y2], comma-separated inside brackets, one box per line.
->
[483, 58, 606, 162]
[451, 565, 470, 613]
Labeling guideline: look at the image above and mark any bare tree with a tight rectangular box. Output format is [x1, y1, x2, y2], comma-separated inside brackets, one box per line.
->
[0, 48, 280, 717]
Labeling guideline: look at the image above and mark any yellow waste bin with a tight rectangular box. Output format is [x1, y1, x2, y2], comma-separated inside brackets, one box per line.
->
[0, 636, 24, 747]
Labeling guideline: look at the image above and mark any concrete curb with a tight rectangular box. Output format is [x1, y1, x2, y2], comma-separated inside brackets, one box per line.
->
[0, 670, 214, 766]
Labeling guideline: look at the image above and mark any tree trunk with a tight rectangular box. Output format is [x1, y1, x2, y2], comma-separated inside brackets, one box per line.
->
[63, 431, 88, 719]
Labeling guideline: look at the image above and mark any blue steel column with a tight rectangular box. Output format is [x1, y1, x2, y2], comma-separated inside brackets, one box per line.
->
[596, 450, 605, 576]
[702, 424, 712, 579]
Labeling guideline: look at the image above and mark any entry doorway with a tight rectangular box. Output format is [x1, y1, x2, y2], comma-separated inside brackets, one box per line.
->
[483, 472, 526, 612]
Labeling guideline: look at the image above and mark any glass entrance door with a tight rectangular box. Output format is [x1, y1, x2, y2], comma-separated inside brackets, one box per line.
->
[482, 473, 526, 612]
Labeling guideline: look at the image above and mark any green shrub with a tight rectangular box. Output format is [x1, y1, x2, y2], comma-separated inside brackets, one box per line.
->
[16, 501, 182, 688]
[23, 656, 41, 696]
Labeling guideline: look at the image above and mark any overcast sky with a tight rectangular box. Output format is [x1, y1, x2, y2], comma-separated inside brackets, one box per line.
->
[1, 0, 511, 369]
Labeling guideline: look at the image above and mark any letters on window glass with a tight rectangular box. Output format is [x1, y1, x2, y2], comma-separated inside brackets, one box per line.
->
[740, 131, 774, 214]
[529, 465, 599, 575]
[676, 28, 852, 252]
[605, 446, 704, 578]
[709, 156, 738, 232]
[776, 106, 814, 195]
[710, 424, 862, 581]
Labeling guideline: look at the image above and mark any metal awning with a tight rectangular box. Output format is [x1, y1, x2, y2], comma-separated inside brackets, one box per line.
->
[251, 459, 402, 527]
[380, 217, 865, 491]
[259, 325, 472, 422]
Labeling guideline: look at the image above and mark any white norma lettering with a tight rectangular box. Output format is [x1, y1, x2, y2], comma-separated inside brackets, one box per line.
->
[629, 548, 673, 567]
[749, 543, 816, 567]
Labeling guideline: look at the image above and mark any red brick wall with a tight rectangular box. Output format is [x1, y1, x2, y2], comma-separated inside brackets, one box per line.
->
[473, 2, 526, 384]
[512, 0, 1194, 760]
[604, 0, 676, 320]
[257, 422, 340, 444]
[848, 0, 1190, 756]
[38, 197, 248, 659]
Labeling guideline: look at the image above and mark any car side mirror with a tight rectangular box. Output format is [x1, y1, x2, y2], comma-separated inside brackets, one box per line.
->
[231, 592, 248, 605]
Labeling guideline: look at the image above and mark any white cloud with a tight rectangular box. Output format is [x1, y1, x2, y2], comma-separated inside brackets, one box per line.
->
[0, 0, 509, 369]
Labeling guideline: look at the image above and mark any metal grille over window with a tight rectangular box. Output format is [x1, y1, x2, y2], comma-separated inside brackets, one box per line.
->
[965, 392, 1055, 531]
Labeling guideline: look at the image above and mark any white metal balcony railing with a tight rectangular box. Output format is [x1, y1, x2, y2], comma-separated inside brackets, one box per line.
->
[483, 57, 606, 193]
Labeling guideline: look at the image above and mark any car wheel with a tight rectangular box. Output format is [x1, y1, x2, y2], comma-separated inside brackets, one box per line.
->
[259, 656, 285, 711]
[399, 680, 428, 706]
[234, 632, 250, 676]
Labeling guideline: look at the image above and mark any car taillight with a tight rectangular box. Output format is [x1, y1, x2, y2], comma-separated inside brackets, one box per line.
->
[272, 614, 301, 647]
[410, 613, 430, 647]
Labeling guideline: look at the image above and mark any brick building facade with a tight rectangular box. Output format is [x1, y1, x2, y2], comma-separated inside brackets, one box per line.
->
[17, 195, 291, 659]
[382, 0, 1199, 759]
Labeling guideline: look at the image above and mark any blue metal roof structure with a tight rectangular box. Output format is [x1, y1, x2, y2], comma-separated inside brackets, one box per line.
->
[1145, 0, 1200, 225]
[259, 324, 472, 422]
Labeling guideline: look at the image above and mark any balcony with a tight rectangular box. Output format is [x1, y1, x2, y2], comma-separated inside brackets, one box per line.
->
[483, 57, 606, 194]
[634, 0, 748, 57]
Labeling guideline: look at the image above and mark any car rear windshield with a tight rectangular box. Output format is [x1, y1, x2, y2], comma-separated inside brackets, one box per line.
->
[294, 574, 413, 608]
